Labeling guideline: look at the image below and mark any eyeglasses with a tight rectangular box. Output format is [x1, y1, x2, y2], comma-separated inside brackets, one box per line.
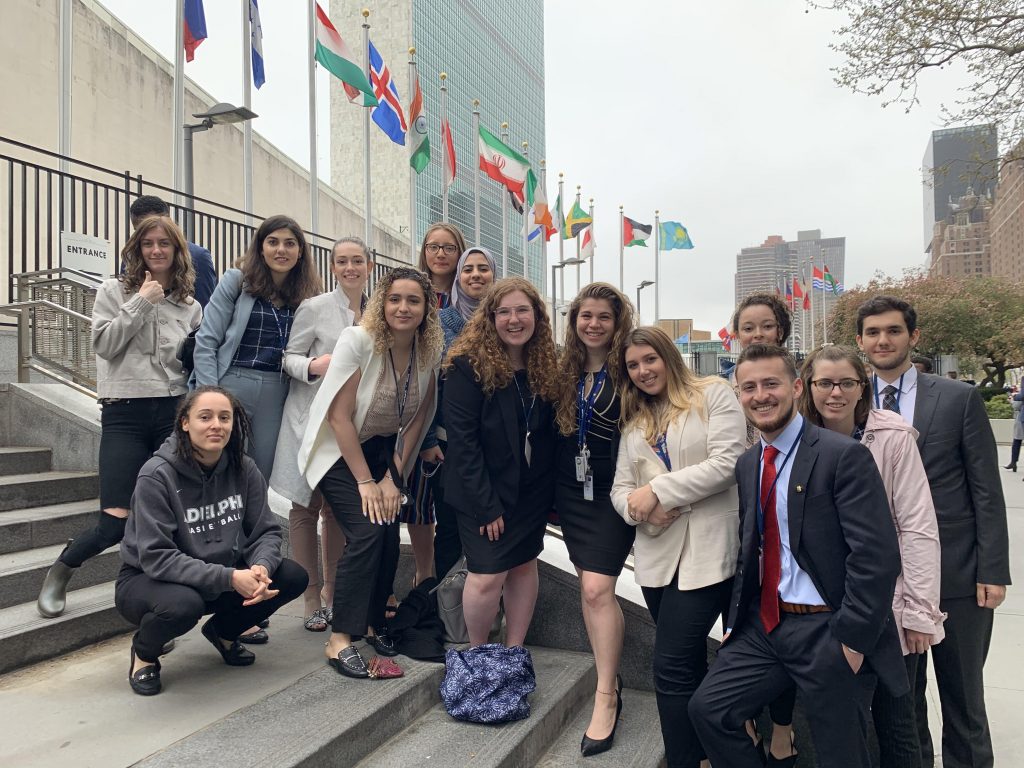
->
[811, 378, 865, 392]
[494, 306, 533, 320]
[425, 243, 458, 255]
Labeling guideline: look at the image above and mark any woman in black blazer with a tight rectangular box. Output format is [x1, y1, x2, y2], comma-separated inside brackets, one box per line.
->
[443, 277, 560, 647]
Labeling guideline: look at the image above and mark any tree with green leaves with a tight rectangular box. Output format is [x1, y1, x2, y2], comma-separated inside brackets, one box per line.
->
[827, 271, 1024, 388]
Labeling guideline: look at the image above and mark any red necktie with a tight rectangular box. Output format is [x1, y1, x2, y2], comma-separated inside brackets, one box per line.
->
[759, 444, 781, 633]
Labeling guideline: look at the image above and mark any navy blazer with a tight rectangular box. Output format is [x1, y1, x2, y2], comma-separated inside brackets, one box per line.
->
[727, 421, 908, 696]
[187, 242, 218, 308]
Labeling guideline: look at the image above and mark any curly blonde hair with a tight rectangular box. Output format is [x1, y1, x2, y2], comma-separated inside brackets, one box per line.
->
[119, 216, 195, 301]
[554, 282, 636, 435]
[446, 277, 560, 400]
[361, 267, 443, 369]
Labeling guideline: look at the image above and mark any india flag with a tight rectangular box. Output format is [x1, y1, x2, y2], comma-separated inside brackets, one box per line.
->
[408, 71, 429, 173]
[313, 4, 377, 107]
[478, 125, 532, 200]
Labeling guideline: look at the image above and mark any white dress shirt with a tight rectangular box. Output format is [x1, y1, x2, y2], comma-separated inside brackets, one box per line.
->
[872, 364, 918, 428]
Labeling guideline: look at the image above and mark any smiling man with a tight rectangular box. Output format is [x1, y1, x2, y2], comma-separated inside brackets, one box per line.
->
[689, 344, 906, 768]
[857, 295, 1010, 768]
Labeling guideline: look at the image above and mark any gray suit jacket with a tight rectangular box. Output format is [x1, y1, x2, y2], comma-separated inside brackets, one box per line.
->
[191, 269, 255, 388]
[912, 373, 1010, 597]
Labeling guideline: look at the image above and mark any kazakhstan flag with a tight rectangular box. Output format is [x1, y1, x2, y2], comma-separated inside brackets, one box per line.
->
[660, 221, 694, 250]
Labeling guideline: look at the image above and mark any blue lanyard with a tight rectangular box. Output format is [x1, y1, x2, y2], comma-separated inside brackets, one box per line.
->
[577, 367, 607, 450]
[653, 432, 671, 470]
[266, 302, 292, 350]
[755, 423, 804, 545]
[873, 372, 905, 410]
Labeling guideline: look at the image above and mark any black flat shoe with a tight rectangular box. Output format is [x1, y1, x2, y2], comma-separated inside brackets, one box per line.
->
[365, 632, 398, 657]
[238, 628, 269, 644]
[201, 619, 255, 666]
[257, 618, 270, 629]
[580, 687, 622, 757]
[328, 645, 369, 678]
[766, 733, 798, 768]
[129, 646, 162, 696]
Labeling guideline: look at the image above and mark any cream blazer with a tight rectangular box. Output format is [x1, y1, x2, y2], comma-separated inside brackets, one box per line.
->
[611, 380, 747, 590]
[298, 325, 439, 491]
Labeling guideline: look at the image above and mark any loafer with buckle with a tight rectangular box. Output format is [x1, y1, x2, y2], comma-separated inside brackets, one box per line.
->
[328, 645, 369, 678]
[238, 628, 269, 644]
[129, 646, 162, 696]
[201, 619, 256, 666]
[365, 632, 398, 657]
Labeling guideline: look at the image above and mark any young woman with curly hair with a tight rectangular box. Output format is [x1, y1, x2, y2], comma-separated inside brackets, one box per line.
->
[553, 283, 637, 756]
[38, 215, 201, 619]
[444, 277, 560, 647]
[298, 267, 442, 678]
[610, 326, 746, 768]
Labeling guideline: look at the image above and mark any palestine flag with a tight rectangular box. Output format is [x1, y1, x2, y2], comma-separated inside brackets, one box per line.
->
[623, 216, 652, 247]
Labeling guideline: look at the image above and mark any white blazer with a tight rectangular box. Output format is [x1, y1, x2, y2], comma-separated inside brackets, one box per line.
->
[298, 325, 439, 491]
[611, 380, 747, 590]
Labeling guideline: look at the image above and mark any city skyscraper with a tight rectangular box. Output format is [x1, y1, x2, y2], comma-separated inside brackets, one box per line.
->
[328, 0, 546, 286]
[922, 125, 998, 252]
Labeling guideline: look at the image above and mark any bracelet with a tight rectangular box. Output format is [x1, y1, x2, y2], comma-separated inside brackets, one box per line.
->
[356, 478, 374, 485]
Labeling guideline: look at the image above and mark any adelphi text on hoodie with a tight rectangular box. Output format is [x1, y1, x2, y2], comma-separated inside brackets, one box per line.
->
[120, 434, 283, 600]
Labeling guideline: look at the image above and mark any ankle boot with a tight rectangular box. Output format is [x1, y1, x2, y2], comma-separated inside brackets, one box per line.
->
[37, 557, 76, 618]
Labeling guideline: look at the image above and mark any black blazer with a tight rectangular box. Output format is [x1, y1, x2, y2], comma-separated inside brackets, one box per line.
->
[912, 373, 1010, 597]
[443, 356, 556, 526]
[727, 420, 908, 695]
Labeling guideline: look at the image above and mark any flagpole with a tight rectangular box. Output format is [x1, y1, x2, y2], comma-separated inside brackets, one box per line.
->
[173, 0, 185, 207]
[654, 210, 661, 323]
[472, 100, 481, 243]
[361, 9, 372, 250]
[540, 159, 548, 294]
[574, 185, 582, 292]
[618, 205, 624, 291]
[440, 72, 449, 224]
[58, 0, 72, 218]
[558, 172, 565, 333]
[243, 0, 254, 224]
[408, 50, 418, 262]
[588, 197, 594, 284]
[808, 257, 815, 350]
[821, 248, 828, 345]
[521, 141, 530, 277]
[500, 122, 509, 276]
[307, 1, 320, 233]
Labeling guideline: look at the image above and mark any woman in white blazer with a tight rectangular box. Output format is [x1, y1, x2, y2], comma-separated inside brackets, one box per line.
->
[610, 326, 746, 768]
[269, 237, 371, 632]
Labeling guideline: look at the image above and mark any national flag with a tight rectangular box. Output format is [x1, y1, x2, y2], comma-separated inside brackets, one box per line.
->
[183, 0, 208, 63]
[580, 225, 595, 260]
[368, 41, 407, 145]
[676, 333, 690, 344]
[623, 216, 652, 247]
[793, 277, 810, 311]
[441, 117, 456, 187]
[314, 4, 377, 107]
[408, 70, 429, 173]
[478, 125, 533, 200]
[524, 208, 543, 242]
[508, 189, 525, 215]
[564, 200, 592, 239]
[812, 266, 825, 291]
[557, 193, 572, 241]
[249, 1, 265, 88]
[530, 178, 552, 228]
[824, 266, 843, 295]
[785, 279, 794, 309]
[718, 327, 735, 352]
[660, 221, 694, 250]
[547, 192, 560, 241]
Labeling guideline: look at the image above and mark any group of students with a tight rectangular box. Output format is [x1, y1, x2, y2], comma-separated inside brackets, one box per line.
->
[33, 207, 1008, 768]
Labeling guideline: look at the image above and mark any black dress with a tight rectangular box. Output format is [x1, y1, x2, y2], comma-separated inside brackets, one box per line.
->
[555, 374, 635, 576]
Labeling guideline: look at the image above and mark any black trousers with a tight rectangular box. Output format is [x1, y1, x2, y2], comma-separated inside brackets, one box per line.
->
[915, 595, 995, 768]
[431, 440, 463, 579]
[319, 435, 401, 637]
[641, 577, 733, 768]
[115, 559, 308, 662]
[872, 652, 924, 768]
[690, 610, 877, 768]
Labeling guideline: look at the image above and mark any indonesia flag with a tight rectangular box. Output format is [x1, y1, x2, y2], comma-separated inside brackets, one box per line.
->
[183, 0, 207, 63]
[368, 41, 407, 145]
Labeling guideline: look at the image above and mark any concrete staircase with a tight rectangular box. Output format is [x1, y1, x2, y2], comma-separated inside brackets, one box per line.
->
[0, 445, 131, 675]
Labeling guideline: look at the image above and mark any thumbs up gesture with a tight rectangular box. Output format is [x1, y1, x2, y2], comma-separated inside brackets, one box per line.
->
[139, 270, 165, 304]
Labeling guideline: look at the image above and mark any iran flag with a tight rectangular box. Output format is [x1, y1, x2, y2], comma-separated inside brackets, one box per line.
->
[478, 125, 532, 200]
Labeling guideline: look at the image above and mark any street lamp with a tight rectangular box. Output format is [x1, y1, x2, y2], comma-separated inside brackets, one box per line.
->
[637, 280, 655, 321]
[183, 102, 258, 240]
[552, 257, 586, 341]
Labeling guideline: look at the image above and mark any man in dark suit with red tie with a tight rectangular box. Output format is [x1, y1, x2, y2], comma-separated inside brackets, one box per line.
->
[689, 344, 907, 768]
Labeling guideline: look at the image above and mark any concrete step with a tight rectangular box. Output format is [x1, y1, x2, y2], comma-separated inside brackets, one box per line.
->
[0, 447, 52, 476]
[135, 656, 448, 768]
[352, 647, 597, 768]
[0, 499, 100, 554]
[0, 581, 132, 675]
[536, 687, 665, 767]
[0, 541, 120, 610]
[0, 470, 99, 511]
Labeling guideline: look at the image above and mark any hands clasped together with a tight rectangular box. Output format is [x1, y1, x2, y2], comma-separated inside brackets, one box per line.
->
[627, 483, 681, 527]
[231, 564, 279, 606]
[358, 473, 403, 524]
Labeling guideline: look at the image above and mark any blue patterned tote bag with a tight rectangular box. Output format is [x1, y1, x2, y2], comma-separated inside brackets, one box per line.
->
[440, 643, 536, 723]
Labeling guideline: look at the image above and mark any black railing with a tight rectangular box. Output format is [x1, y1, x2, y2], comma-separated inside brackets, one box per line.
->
[0, 136, 404, 306]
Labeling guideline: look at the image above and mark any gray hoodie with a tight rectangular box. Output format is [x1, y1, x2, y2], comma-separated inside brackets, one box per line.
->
[120, 435, 283, 600]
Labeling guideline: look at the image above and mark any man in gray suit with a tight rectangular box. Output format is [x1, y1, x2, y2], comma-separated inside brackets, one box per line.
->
[857, 296, 1010, 768]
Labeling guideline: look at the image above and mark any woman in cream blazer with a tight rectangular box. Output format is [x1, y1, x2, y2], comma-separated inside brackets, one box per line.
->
[610, 326, 746, 768]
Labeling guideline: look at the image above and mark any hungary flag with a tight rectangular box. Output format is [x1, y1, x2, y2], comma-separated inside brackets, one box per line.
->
[623, 216, 652, 247]
[478, 125, 533, 200]
[314, 4, 377, 107]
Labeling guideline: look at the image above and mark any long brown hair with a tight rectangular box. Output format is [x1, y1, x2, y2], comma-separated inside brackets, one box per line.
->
[798, 344, 871, 428]
[119, 216, 195, 301]
[361, 267, 443, 368]
[173, 385, 251, 471]
[236, 215, 322, 307]
[620, 326, 721, 441]
[446, 277, 560, 400]
[555, 282, 636, 435]
[417, 223, 467, 292]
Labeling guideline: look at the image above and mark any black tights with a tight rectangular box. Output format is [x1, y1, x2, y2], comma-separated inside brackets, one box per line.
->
[61, 512, 126, 568]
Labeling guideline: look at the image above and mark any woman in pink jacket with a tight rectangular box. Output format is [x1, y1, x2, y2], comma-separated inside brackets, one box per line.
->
[800, 344, 944, 768]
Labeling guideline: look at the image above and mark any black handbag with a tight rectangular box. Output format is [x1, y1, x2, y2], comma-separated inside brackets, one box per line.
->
[177, 329, 198, 373]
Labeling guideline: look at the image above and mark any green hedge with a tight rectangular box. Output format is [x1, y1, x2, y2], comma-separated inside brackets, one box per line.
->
[984, 399, 1014, 419]
[978, 388, 1008, 401]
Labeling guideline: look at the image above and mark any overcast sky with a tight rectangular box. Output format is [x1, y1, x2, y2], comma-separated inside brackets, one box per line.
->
[99, 0, 969, 330]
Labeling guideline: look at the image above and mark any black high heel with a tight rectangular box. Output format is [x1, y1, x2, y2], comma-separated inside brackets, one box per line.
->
[580, 678, 623, 757]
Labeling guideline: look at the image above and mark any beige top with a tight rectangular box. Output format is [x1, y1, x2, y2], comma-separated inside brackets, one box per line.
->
[359, 352, 422, 441]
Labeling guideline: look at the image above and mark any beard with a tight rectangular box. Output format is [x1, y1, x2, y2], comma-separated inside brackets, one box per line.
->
[750, 401, 796, 437]
[868, 349, 910, 372]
